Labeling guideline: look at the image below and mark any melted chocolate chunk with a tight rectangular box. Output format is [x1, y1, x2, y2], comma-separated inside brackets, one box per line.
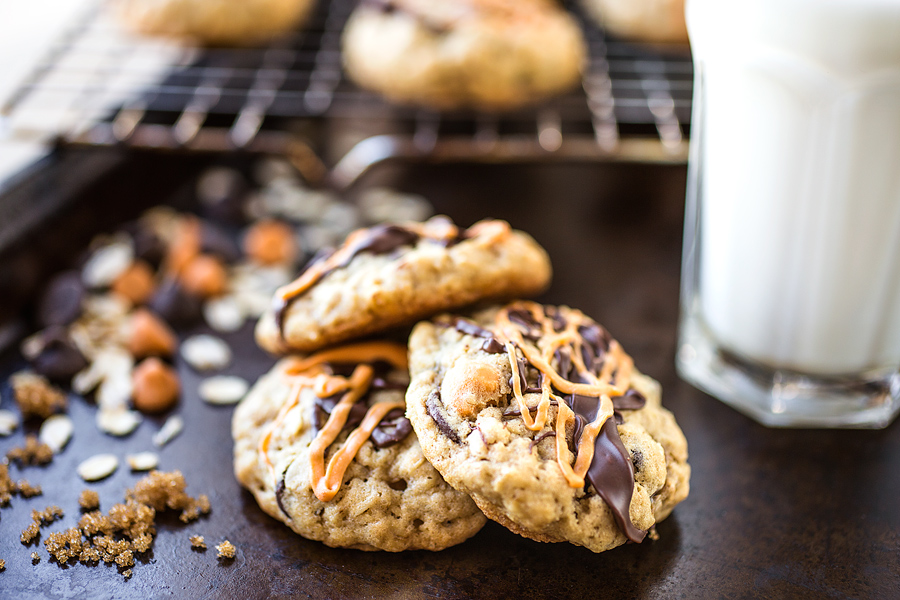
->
[370, 408, 413, 448]
[444, 317, 505, 354]
[507, 308, 542, 341]
[481, 338, 505, 354]
[370, 377, 409, 391]
[529, 431, 556, 452]
[426, 391, 461, 444]
[509, 357, 542, 394]
[30, 326, 88, 383]
[613, 389, 646, 412]
[587, 419, 646, 544]
[554, 347, 573, 381]
[37, 271, 84, 328]
[148, 278, 202, 327]
[275, 471, 291, 518]
[275, 225, 423, 336]
[313, 393, 368, 432]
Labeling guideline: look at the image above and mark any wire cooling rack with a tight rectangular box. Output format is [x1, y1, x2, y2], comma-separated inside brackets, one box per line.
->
[1, 0, 692, 188]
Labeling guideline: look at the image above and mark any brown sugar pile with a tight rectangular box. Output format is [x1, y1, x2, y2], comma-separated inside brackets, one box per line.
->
[190, 535, 206, 549]
[0, 462, 42, 505]
[6, 435, 54, 467]
[216, 540, 236, 559]
[21, 505, 65, 545]
[43, 470, 210, 577]
[79, 489, 100, 511]
[11, 372, 67, 420]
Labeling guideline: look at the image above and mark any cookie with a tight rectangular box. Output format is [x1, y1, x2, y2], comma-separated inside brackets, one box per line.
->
[580, 0, 688, 45]
[406, 301, 690, 553]
[255, 217, 552, 354]
[232, 341, 486, 551]
[341, 0, 586, 110]
[115, 0, 315, 45]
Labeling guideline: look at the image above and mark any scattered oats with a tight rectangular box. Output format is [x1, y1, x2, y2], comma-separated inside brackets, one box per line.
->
[190, 535, 206, 549]
[260, 180, 331, 222]
[31, 552, 40, 564]
[203, 296, 245, 333]
[97, 408, 142, 437]
[10, 372, 67, 420]
[73, 348, 133, 398]
[180, 335, 231, 371]
[0, 410, 19, 436]
[127, 452, 159, 471]
[79, 489, 100, 511]
[216, 540, 236, 560]
[199, 376, 248, 405]
[96, 373, 134, 412]
[77, 454, 119, 482]
[21, 522, 40, 544]
[81, 238, 134, 289]
[152, 415, 183, 447]
[357, 187, 433, 224]
[39, 414, 73, 453]
[7, 435, 54, 466]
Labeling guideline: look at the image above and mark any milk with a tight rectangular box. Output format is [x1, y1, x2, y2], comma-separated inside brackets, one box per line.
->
[686, 0, 900, 375]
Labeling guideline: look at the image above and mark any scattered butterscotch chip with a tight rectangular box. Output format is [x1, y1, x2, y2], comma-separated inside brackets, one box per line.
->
[243, 219, 296, 265]
[6, 435, 54, 466]
[21, 522, 40, 545]
[10, 372, 67, 420]
[181, 254, 228, 297]
[79, 489, 100, 511]
[112, 260, 157, 305]
[16, 480, 42, 498]
[31, 552, 40, 564]
[132, 358, 180, 413]
[190, 535, 206, 549]
[128, 308, 177, 358]
[32, 505, 64, 526]
[216, 540, 236, 559]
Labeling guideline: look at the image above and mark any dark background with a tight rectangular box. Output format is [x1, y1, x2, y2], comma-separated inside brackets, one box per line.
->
[0, 150, 897, 599]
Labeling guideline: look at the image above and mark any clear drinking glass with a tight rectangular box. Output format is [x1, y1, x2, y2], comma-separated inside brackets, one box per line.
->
[676, 0, 900, 427]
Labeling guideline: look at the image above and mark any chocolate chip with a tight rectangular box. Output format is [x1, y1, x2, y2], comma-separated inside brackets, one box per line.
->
[37, 271, 84, 328]
[613, 389, 646, 412]
[275, 469, 291, 518]
[426, 391, 460, 444]
[30, 326, 88, 383]
[370, 408, 412, 448]
[148, 278, 202, 327]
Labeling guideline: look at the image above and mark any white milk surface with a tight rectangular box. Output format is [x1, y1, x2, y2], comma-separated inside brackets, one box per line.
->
[687, 0, 900, 374]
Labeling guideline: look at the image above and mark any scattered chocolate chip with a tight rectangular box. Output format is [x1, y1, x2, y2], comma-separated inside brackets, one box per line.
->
[30, 327, 88, 383]
[148, 278, 202, 327]
[36, 271, 84, 328]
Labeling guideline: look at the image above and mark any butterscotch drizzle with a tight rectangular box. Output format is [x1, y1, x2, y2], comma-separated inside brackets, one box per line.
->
[257, 342, 410, 502]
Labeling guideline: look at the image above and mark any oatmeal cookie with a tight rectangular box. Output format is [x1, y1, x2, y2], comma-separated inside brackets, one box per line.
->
[580, 0, 689, 45]
[342, 0, 586, 110]
[115, 0, 315, 45]
[232, 342, 486, 551]
[255, 217, 551, 354]
[406, 302, 690, 553]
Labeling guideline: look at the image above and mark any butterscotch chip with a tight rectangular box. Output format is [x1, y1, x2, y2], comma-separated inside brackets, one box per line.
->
[7, 435, 54, 466]
[440, 361, 501, 418]
[128, 308, 177, 358]
[112, 260, 157, 305]
[11, 372, 67, 420]
[180, 254, 228, 298]
[243, 219, 296, 266]
[216, 540, 236, 559]
[79, 489, 100, 511]
[190, 535, 206, 549]
[132, 358, 180, 413]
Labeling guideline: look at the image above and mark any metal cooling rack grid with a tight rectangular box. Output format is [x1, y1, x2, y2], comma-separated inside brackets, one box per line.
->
[1, 0, 692, 188]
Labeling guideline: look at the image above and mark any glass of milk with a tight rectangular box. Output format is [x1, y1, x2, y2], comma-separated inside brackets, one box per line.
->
[676, 0, 900, 427]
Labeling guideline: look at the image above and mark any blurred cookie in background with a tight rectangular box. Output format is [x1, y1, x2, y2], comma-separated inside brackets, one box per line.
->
[342, 0, 586, 111]
[114, 0, 316, 45]
[580, 0, 688, 45]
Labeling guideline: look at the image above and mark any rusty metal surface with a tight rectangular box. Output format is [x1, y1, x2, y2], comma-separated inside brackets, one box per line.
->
[0, 152, 898, 599]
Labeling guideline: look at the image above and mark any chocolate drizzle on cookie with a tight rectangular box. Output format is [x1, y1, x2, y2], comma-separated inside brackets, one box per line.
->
[471, 301, 648, 543]
[272, 219, 510, 339]
[256, 341, 412, 503]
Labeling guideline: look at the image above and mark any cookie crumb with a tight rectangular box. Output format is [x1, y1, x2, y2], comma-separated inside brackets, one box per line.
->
[190, 535, 206, 549]
[21, 522, 40, 545]
[216, 540, 236, 559]
[647, 526, 660, 541]
[31, 552, 40, 564]
[11, 372, 67, 420]
[32, 505, 64, 526]
[79, 489, 100, 511]
[6, 435, 54, 466]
